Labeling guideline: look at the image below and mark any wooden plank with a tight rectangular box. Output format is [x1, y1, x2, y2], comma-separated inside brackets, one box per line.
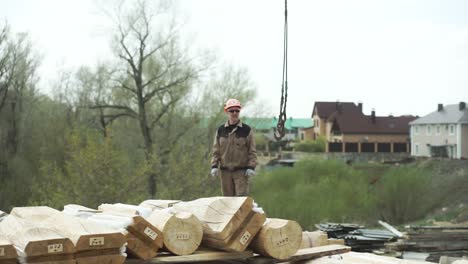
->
[248, 245, 351, 264]
[126, 250, 253, 263]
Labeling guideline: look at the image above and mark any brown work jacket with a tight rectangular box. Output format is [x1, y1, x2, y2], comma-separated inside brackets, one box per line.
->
[211, 121, 257, 171]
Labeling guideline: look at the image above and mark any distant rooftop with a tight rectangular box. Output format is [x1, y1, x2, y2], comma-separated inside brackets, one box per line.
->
[410, 103, 468, 125]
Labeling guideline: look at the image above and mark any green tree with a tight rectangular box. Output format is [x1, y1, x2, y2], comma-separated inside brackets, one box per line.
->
[30, 128, 150, 208]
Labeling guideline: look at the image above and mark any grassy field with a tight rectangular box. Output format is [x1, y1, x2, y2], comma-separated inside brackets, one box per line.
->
[251, 158, 468, 230]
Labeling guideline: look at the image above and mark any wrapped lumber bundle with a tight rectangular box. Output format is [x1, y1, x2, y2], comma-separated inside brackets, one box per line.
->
[65, 204, 163, 260]
[97, 204, 151, 218]
[0, 234, 18, 264]
[139, 200, 181, 210]
[10, 206, 126, 264]
[171, 197, 266, 252]
[0, 215, 75, 264]
[97, 203, 165, 256]
[146, 208, 203, 255]
[249, 218, 302, 259]
[0, 210, 6, 222]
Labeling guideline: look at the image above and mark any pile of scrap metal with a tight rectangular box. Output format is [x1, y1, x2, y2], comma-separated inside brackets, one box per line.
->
[386, 225, 468, 263]
[316, 222, 399, 252]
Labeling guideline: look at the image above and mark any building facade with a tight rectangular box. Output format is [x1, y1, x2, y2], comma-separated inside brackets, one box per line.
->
[312, 101, 416, 153]
[410, 102, 468, 159]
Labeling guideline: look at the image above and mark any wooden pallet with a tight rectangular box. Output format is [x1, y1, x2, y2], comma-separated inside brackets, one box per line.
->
[125, 245, 351, 264]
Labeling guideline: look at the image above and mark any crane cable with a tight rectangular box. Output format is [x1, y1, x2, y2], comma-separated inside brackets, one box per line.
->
[274, 0, 289, 141]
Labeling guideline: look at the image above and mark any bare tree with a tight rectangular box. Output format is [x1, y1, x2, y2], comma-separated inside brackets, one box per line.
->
[0, 23, 13, 112]
[92, 0, 206, 197]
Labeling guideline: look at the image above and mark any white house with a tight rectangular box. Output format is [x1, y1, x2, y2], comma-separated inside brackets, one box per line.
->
[409, 102, 468, 159]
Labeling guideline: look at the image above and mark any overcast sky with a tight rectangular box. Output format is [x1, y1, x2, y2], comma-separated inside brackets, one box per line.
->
[1, 0, 467, 118]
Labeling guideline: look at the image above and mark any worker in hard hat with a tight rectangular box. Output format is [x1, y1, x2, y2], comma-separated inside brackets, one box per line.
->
[210, 99, 257, 196]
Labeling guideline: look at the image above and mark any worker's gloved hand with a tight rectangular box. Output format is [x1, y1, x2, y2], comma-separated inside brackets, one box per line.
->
[245, 169, 256, 178]
[211, 168, 219, 178]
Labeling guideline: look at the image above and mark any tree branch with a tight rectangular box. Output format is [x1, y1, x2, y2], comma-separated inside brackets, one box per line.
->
[89, 104, 138, 118]
[143, 73, 193, 103]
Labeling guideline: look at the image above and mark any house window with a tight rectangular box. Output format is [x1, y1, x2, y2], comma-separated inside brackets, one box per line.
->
[414, 126, 419, 135]
[449, 125, 455, 135]
[316, 119, 319, 128]
[415, 144, 419, 155]
[301, 133, 305, 140]
[436, 125, 441, 135]
[426, 125, 431, 135]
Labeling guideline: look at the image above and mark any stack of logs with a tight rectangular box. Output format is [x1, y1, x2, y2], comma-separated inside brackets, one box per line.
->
[0, 196, 305, 264]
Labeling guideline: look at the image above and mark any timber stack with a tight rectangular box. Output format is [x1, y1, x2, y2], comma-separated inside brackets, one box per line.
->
[0, 196, 442, 264]
[9, 206, 127, 264]
[0, 214, 75, 264]
[170, 196, 266, 252]
[64, 203, 164, 260]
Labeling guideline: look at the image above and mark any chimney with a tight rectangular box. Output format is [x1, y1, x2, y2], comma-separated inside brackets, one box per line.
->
[438, 104, 443, 112]
[336, 102, 342, 114]
[358, 102, 363, 113]
[460, 102, 466, 111]
[371, 108, 376, 124]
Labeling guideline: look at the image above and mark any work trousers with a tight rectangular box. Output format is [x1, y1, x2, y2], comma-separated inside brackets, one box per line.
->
[220, 169, 249, 196]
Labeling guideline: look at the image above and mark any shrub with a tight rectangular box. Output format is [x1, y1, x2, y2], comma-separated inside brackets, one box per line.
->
[251, 159, 375, 230]
[294, 137, 326, 152]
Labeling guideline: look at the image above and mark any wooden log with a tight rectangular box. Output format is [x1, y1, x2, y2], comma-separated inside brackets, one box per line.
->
[172, 197, 264, 246]
[125, 232, 156, 260]
[87, 214, 161, 260]
[0, 215, 75, 264]
[138, 200, 181, 211]
[327, 239, 345, 246]
[95, 204, 164, 259]
[10, 206, 126, 264]
[249, 218, 302, 260]
[201, 211, 266, 252]
[0, 235, 18, 264]
[146, 210, 202, 255]
[301, 231, 329, 249]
